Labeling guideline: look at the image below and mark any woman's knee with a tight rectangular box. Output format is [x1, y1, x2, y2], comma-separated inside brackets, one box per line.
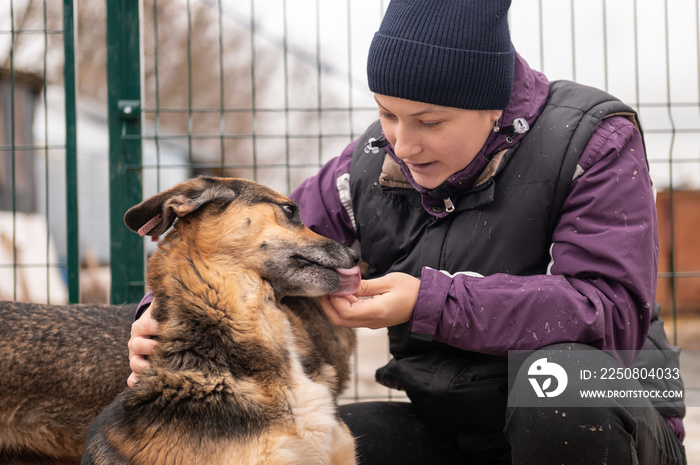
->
[504, 343, 642, 464]
[505, 404, 638, 464]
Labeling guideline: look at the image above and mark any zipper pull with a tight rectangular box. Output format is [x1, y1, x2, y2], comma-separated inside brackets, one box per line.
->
[444, 197, 455, 213]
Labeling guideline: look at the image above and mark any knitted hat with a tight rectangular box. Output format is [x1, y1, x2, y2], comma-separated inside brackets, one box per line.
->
[367, 0, 514, 110]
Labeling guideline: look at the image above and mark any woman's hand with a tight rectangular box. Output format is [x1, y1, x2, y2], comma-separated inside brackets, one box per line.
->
[127, 305, 160, 388]
[320, 272, 420, 329]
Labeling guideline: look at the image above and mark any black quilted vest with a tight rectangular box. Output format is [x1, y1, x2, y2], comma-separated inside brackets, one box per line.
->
[348, 81, 684, 437]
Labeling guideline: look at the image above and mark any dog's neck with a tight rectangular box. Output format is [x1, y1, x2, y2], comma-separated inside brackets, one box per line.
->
[141, 233, 292, 383]
[148, 231, 275, 313]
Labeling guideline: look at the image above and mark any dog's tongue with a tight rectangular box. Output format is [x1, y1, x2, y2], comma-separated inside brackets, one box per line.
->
[331, 266, 361, 296]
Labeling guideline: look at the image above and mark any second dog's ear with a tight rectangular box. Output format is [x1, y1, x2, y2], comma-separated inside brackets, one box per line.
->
[123, 176, 236, 239]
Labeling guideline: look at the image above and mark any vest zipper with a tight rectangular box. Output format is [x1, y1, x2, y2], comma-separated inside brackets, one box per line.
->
[444, 197, 455, 213]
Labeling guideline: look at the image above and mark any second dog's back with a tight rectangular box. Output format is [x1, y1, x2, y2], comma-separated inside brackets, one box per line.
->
[0, 301, 135, 463]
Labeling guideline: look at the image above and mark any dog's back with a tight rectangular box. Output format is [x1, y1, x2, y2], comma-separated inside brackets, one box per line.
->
[0, 301, 135, 464]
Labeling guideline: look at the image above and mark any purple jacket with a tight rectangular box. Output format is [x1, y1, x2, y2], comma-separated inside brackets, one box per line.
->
[290, 53, 683, 438]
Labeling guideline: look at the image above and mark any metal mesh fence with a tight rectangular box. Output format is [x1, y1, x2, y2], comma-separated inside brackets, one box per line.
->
[137, 0, 384, 198]
[0, 0, 78, 304]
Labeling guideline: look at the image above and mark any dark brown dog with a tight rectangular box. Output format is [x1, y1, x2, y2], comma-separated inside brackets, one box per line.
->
[0, 301, 136, 464]
[82, 176, 358, 464]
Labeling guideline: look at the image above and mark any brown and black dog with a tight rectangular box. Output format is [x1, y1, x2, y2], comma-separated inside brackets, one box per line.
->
[0, 301, 135, 465]
[81, 176, 358, 464]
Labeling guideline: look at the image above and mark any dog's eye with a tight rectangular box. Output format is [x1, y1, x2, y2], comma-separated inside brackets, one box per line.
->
[281, 204, 297, 220]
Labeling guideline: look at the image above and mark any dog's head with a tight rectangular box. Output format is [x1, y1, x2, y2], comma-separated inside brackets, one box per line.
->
[124, 176, 360, 298]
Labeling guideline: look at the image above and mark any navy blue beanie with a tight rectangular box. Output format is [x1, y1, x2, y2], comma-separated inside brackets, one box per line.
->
[367, 0, 514, 110]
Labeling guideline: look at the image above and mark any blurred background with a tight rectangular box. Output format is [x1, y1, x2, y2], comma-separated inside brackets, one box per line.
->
[1, 0, 699, 459]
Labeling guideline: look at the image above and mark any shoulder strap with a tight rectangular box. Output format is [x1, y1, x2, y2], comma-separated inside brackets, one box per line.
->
[537, 80, 643, 236]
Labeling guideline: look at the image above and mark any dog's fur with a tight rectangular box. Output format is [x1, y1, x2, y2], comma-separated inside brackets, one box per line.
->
[82, 177, 358, 464]
[0, 301, 136, 464]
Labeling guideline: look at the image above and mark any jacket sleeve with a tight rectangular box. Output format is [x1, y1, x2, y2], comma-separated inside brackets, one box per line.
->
[410, 116, 657, 360]
[289, 140, 358, 246]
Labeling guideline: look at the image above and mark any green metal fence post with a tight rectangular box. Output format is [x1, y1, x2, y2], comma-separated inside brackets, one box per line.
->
[106, 0, 144, 304]
[63, 0, 80, 303]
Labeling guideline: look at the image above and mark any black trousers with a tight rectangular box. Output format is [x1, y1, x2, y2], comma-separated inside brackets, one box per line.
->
[340, 345, 687, 465]
[340, 401, 685, 465]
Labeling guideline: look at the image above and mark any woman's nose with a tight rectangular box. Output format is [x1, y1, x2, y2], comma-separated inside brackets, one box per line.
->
[391, 124, 420, 159]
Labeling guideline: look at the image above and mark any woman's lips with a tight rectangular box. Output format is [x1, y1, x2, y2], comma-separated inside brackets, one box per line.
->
[405, 161, 436, 174]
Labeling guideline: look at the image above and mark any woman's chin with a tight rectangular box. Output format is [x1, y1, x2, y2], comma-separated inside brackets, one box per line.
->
[408, 171, 446, 190]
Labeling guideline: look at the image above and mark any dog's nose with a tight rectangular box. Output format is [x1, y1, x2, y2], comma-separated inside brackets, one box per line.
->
[348, 247, 360, 266]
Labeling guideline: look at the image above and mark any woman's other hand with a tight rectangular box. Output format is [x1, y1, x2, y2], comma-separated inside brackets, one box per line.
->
[127, 304, 160, 388]
[320, 272, 420, 329]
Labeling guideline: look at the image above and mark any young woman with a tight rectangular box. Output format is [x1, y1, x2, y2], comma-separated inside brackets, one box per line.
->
[129, 1, 686, 463]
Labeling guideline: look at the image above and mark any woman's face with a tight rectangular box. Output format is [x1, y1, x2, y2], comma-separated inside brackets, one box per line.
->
[375, 94, 501, 189]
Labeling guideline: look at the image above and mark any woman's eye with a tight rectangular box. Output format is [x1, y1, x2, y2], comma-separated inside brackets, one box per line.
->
[419, 120, 441, 128]
[282, 204, 297, 219]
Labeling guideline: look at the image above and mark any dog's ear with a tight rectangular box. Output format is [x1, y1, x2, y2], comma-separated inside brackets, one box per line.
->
[123, 176, 237, 239]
